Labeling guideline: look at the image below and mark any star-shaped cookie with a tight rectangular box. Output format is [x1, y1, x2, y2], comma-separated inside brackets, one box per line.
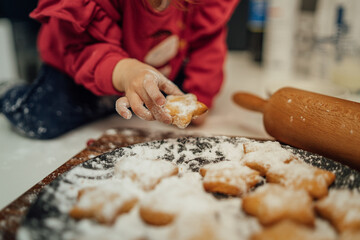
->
[165, 94, 208, 128]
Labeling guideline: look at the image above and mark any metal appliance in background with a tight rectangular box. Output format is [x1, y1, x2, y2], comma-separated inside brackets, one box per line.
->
[0, 0, 44, 83]
[262, 0, 299, 82]
[313, 0, 360, 93]
[0, 19, 18, 82]
[262, 0, 360, 98]
[247, 0, 268, 63]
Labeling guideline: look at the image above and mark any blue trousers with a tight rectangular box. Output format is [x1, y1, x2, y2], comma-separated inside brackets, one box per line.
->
[0, 65, 117, 139]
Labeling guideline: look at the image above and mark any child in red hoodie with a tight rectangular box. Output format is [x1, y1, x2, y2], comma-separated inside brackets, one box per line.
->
[0, 0, 239, 139]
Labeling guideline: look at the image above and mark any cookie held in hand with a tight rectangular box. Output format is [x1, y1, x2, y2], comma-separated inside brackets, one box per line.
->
[165, 94, 208, 128]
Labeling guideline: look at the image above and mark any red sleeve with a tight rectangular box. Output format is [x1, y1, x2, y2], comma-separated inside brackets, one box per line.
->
[183, 0, 239, 108]
[30, 0, 127, 96]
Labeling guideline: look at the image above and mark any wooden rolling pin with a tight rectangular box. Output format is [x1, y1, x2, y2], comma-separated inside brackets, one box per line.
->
[233, 87, 360, 171]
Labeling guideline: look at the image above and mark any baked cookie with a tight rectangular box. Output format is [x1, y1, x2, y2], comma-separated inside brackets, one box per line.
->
[266, 161, 335, 199]
[315, 189, 360, 233]
[243, 141, 290, 154]
[242, 184, 315, 226]
[339, 230, 360, 240]
[250, 220, 334, 240]
[165, 94, 208, 128]
[169, 210, 219, 240]
[242, 141, 298, 176]
[114, 157, 178, 191]
[200, 161, 262, 196]
[69, 179, 140, 224]
[139, 175, 214, 226]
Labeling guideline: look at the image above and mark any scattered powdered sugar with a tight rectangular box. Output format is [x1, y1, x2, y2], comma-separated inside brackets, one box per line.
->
[241, 141, 297, 174]
[105, 129, 117, 135]
[267, 161, 318, 181]
[217, 140, 245, 161]
[243, 150, 293, 169]
[283, 146, 360, 190]
[140, 174, 209, 213]
[202, 161, 261, 191]
[164, 94, 207, 128]
[17, 136, 360, 240]
[169, 198, 259, 240]
[313, 218, 337, 240]
[73, 178, 142, 222]
[120, 128, 136, 136]
[242, 141, 295, 165]
[255, 184, 311, 212]
[165, 94, 199, 118]
[68, 214, 146, 240]
[44, 218, 65, 232]
[214, 198, 261, 240]
[114, 157, 178, 190]
[317, 189, 360, 223]
[243, 140, 284, 153]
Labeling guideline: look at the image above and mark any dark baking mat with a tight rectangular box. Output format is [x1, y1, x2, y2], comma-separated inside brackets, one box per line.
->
[17, 136, 360, 240]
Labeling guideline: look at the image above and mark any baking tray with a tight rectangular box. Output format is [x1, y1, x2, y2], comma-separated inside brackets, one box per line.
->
[16, 136, 360, 240]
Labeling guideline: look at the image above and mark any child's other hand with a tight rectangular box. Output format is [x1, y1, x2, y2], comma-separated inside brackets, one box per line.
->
[113, 58, 183, 124]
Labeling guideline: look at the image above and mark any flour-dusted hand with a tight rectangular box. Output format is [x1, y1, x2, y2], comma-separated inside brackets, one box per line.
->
[113, 58, 183, 124]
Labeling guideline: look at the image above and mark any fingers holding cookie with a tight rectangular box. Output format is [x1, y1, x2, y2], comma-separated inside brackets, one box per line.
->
[165, 94, 208, 129]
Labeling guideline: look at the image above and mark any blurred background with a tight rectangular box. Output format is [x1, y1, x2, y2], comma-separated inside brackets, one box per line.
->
[0, 0, 359, 95]
[231, 0, 360, 96]
[0, 0, 40, 83]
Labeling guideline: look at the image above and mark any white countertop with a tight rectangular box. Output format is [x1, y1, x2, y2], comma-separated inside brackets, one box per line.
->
[2, 51, 359, 210]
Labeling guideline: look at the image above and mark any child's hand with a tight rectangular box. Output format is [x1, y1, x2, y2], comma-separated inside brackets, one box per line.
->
[113, 58, 183, 124]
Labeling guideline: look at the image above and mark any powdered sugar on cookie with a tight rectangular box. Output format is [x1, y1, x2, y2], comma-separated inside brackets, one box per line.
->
[242, 184, 315, 226]
[315, 189, 360, 232]
[241, 141, 298, 175]
[69, 178, 142, 224]
[266, 161, 335, 198]
[114, 157, 178, 190]
[165, 94, 208, 128]
[201, 161, 262, 196]
[17, 136, 360, 240]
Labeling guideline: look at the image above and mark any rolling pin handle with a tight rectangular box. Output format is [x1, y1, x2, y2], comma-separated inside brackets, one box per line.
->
[232, 92, 268, 113]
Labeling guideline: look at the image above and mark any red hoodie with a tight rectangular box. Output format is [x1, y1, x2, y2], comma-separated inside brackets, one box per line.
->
[30, 0, 239, 107]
